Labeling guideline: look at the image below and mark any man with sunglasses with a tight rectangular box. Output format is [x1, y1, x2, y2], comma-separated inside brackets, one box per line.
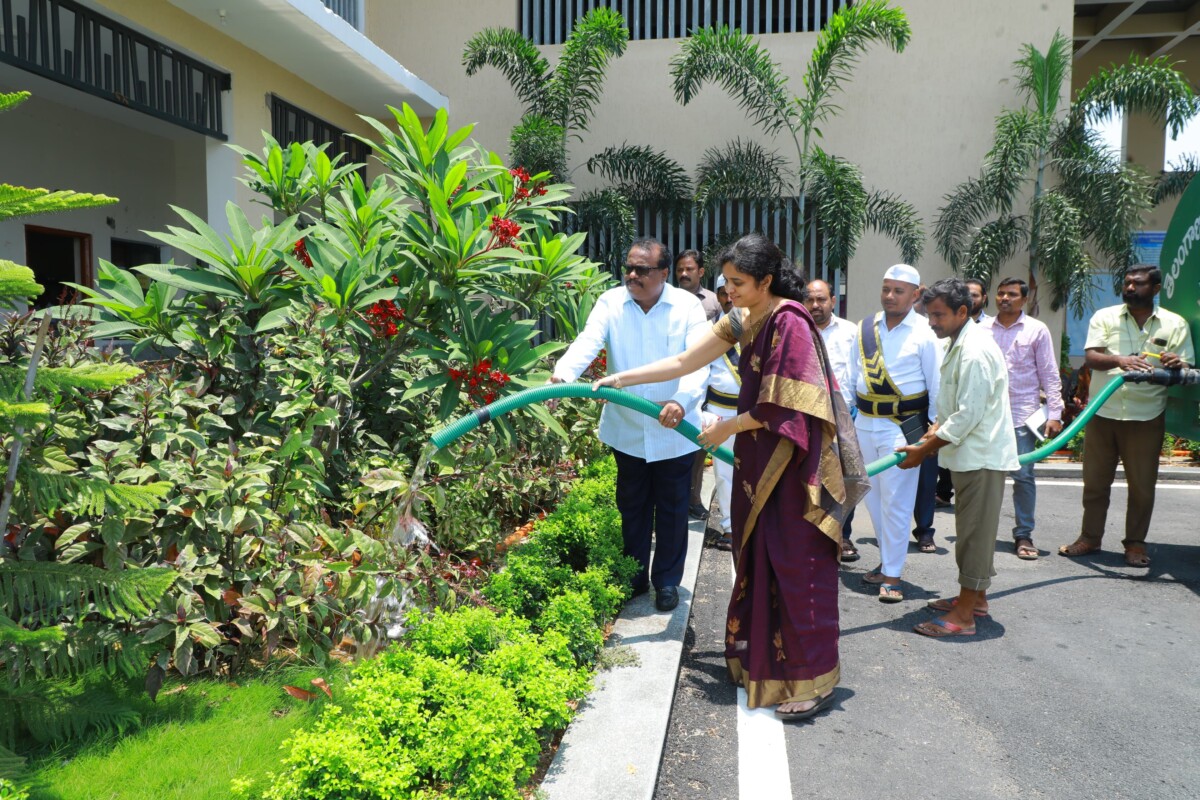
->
[551, 238, 710, 612]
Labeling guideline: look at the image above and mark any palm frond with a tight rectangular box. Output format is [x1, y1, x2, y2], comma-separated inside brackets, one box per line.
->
[0, 562, 177, 628]
[1155, 154, 1200, 205]
[573, 189, 635, 272]
[1, 619, 148, 685]
[961, 215, 1028, 282]
[693, 139, 791, 210]
[1073, 52, 1200, 139]
[983, 109, 1046, 213]
[1033, 191, 1092, 314]
[462, 27, 550, 114]
[802, 147, 867, 274]
[0, 260, 44, 306]
[798, 0, 911, 139]
[865, 191, 925, 266]
[544, 7, 628, 134]
[510, 114, 569, 180]
[586, 144, 692, 214]
[934, 175, 1000, 270]
[0, 678, 140, 748]
[18, 469, 171, 516]
[670, 25, 797, 136]
[0, 91, 30, 114]
[1014, 31, 1071, 119]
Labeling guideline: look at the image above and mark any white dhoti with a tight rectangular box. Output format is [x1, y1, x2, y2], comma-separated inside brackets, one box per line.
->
[701, 408, 736, 534]
[856, 421, 921, 579]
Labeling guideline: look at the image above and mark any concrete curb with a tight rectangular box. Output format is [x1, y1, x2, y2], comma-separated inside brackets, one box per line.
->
[541, 472, 713, 800]
[1036, 461, 1200, 481]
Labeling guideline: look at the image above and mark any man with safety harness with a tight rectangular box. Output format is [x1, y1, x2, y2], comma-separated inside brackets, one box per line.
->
[851, 264, 943, 603]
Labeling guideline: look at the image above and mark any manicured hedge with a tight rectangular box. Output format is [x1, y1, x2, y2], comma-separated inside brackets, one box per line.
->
[256, 456, 632, 800]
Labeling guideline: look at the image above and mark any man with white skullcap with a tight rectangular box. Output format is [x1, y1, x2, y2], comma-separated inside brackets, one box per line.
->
[851, 264, 943, 603]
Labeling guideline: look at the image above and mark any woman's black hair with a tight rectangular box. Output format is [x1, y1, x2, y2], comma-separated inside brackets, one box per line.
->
[718, 233, 808, 302]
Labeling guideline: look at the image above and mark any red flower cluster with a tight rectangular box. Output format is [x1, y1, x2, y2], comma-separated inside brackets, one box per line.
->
[510, 166, 548, 201]
[489, 215, 522, 248]
[584, 348, 608, 381]
[293, 239, 313, 268]
[366, 300, 405, 338]
[447, 358, 511, 405]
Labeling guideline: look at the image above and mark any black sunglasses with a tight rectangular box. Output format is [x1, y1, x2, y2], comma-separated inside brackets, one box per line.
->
[624, 264, 668, 277]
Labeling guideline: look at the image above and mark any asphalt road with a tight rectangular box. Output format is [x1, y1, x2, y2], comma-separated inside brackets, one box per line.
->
[656, 477, 1200, 800]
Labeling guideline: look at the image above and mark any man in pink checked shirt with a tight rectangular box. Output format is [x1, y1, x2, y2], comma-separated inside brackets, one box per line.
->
[980, 277, 1063, 560]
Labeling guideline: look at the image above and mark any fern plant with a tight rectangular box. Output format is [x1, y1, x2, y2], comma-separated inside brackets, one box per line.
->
[0, 92, 175, 751]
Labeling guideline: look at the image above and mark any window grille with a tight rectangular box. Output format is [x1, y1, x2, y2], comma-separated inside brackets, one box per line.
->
[269, 94, 369, 173]
[519, 0, 851, 46]
[321, 0, 363, 31]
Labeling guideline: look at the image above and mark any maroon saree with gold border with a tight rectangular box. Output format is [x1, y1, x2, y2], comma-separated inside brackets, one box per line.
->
[713, 300, 864, 709]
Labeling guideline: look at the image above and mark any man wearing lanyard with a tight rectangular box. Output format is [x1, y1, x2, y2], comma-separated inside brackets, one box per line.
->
[1059, 266, 1194, 568]
[551, 238, 709, 611]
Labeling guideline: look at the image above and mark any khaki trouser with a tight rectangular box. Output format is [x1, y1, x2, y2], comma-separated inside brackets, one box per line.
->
[688, 448, 706, 507]
[1081, 413, 1165, 548]
[951, 469, 1006, 591]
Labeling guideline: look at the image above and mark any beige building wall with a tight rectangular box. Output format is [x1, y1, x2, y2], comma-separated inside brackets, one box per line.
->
[373, 0, 1070, 329]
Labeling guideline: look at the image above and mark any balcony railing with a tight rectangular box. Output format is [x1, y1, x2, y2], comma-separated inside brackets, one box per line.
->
[519, 0, 851, 45]
[322, 0, 362, 31]
[0, 0, 230, 138]
[270, 94, 368, 176]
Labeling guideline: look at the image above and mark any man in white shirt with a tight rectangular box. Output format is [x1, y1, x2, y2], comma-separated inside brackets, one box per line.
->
[551, 238, 709, 612]
[675, 249, 722, 520]
[805, 278, 860, 562]
[851, 265, 943, 603]
[701, 276, 740, 552]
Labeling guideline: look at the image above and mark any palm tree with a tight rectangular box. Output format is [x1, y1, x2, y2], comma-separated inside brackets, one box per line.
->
[935, 32, 1198, 315]
[667, 0, 924, 273]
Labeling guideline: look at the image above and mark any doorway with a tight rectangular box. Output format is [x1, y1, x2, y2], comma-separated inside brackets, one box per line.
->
[24, 226, 93, 308]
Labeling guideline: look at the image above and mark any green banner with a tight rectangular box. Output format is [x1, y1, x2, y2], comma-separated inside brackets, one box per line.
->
[1159, 175, 1200, 438]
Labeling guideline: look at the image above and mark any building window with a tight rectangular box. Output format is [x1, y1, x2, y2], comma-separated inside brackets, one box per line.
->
[321, 0, 364, 31]
[1087, 111, 1125, 163]
[110, 238, 161, 270]
[519, 0, 851, 45]
[24, 225, 92, 306]
[269, 94, 369, 173]
[1164, 117, 1200, 171]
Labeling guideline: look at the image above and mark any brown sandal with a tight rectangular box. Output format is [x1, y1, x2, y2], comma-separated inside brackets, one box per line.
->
[1058, 538, 1101, 557]
[1124, 547, 1150, 567]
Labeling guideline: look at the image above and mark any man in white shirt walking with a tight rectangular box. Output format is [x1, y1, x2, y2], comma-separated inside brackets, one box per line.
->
[805, 278, 860, 562]
[551, 238, 709, 612]
[852, 265, 943, 603]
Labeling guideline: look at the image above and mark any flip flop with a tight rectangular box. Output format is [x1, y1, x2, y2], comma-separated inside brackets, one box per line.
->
[1015, 539, 1039, 560]
[714, 534, 733, 552]
[926, 597, 988, 617]
[774, 692, 835, 722]
[913, 618, 976, 638]
[917, 537, 937, 553]
[878, 584, 904, 603]
[862, 566, 887, 585]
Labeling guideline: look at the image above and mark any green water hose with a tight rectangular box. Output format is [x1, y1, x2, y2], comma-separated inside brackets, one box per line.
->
[429, 375, 1128, 477]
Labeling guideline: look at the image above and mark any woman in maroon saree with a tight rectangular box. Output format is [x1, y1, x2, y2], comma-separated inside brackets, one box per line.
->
[594, 234, 867, 720]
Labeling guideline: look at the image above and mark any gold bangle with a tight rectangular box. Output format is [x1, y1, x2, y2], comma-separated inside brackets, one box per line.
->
[735, 415, 744, 433]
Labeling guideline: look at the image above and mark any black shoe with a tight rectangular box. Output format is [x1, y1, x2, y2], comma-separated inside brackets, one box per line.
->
[655, 586, 680, 612]
[688, 503, 709, 520]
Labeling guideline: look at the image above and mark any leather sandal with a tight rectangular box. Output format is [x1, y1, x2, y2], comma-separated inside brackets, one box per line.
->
[1124, 546, 1150, 567]
[1015, 538, 1039, 560]
[1058, 537, 1101, 557]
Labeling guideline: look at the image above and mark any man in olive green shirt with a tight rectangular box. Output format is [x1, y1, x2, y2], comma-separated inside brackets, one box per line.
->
[1059, 265, 1194, 568]
[897, 279, 1019, 637]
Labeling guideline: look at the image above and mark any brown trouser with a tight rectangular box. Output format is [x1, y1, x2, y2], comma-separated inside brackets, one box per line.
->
[951, 469, 1005, 591]
[1080, 412, 1165, 548]
[688, 449, 706, 506]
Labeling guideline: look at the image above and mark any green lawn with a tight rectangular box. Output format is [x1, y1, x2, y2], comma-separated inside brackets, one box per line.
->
[26, 666, 342, 800]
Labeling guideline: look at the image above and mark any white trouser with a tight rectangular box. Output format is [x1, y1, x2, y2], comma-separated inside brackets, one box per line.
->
[702, 407, 736, 534]
[857, 422, 921, 579]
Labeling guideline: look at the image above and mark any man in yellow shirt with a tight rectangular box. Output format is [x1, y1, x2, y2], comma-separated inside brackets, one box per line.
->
[1059, 266, 1194, 568]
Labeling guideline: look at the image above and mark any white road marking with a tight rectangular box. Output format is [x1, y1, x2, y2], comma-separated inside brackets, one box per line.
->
[730, 562, 793, 800]
[1027, 480, 1200, 490]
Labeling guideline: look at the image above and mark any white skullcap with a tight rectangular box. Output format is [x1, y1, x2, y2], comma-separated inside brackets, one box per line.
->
[714, 275, 726, 290]
[882, 263, 921, 286]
